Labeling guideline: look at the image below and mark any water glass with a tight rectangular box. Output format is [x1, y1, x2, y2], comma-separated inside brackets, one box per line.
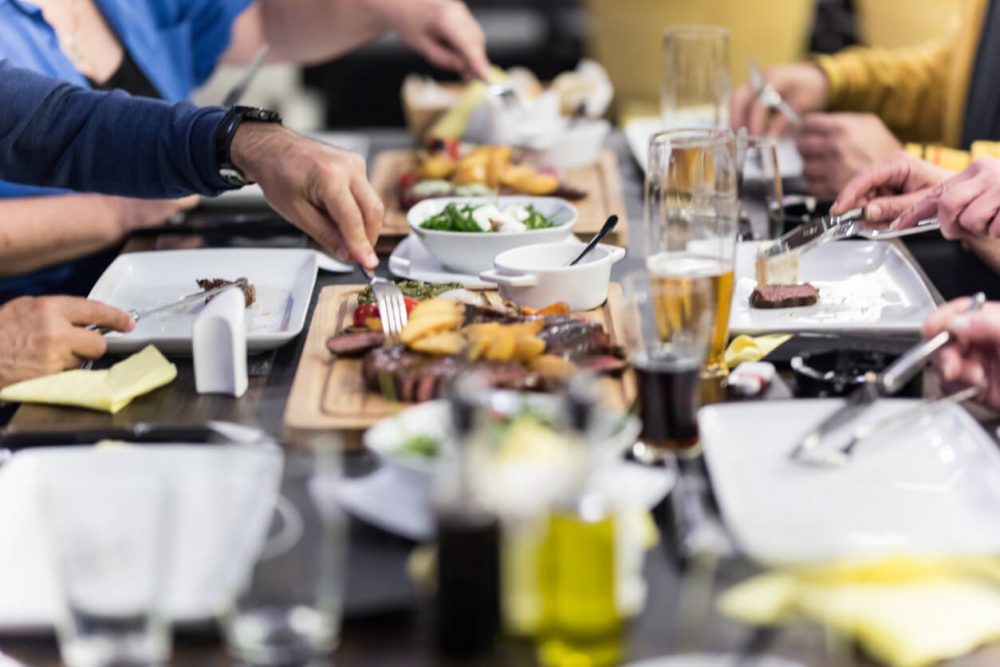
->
[661, 25, 731, 130]
[223, 446, 348, 667]
[40, 472, 171, 667]
[620, 270, 716, 463]
[644, 128, 738, 377]
[738, 135, 785, 240]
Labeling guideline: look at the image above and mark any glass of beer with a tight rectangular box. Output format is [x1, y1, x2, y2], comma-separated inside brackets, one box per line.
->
[738, 135, 785, 240]
[620, 270, 716, 462]
[661, 25, 731, 130]
[644, 128, 738, 377]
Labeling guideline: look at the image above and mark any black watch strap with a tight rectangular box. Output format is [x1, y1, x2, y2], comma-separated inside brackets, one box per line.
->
[213, 106, 283, 187]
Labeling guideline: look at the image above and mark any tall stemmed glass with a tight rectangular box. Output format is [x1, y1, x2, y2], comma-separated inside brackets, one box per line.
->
[644, 128, 739, 378]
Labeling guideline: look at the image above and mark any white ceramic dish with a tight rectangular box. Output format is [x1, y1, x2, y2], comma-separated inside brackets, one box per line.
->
[89, 248, 317, 355]
[0, 444, 281, 632]
[728, 240, 937, 335]
[407, 196, 577, 275]
[540, 119, 611, 169]
[204, 132, 369, 207]
[699, 399, 1000, 565]
[481, 242, 626, 311]
[624, 116, 803, 179]
[388, 236, 492, 287]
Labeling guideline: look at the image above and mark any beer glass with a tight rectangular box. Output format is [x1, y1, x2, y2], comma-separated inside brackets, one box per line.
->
[738, 135, 785, 240]
[644, 128, 738, 377]
[620, 270, 716, 463]
[661, 26, 731, 129]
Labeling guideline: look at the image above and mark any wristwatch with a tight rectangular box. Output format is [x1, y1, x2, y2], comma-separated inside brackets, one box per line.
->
[214, 106, 283, 187]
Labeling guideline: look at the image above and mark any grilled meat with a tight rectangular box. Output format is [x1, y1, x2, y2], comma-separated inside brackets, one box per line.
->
[749, 284, 819, 309]
[327, 330, 386, 357]
[196, 278, 256, 307]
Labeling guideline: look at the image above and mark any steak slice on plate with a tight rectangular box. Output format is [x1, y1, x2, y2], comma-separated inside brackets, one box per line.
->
[749, 284, 820, 309]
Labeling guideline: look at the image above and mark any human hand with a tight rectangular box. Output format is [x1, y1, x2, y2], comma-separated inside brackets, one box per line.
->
[231, 124, 383, 269]
[373, 0, 490, 79]
[110, 195, 200, 234]
[795, 113, 902, 201]
[0, 296, 135, 388]
[922, 298, 1000, 410]
[831, 151, 953, 224]
[730, 63, 829, 137]
[894, 158, 1000, 239]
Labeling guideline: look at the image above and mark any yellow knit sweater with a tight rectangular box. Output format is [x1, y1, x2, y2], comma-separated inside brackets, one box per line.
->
[815, 0, 1000, 170]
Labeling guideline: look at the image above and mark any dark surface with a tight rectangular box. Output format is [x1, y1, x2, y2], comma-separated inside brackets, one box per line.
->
[3, 132, 1000, 667]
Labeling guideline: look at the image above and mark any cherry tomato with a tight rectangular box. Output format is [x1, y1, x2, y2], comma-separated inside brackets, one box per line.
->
[442, 138, 460, 161]
[353, 303, 380, 328]
[403, 297, 420, 315]
[398, 171, 419, 190]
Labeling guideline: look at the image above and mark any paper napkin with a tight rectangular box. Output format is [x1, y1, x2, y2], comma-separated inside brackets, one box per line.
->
[720, 556, 1000, 667]
[0, 345, 177, 414]
[724, 334, 792, 368]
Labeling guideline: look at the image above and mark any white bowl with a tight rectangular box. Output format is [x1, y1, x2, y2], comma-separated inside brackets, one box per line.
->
[540, 119, 611, 169]
[407, 196, 577, 275]
[479, 241, 626, 311]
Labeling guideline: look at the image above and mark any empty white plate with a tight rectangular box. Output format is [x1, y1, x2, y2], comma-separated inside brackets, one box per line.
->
[699, 400, 1000, 565]
[729, 240, 937, 335]
[89, 248, 317, 354]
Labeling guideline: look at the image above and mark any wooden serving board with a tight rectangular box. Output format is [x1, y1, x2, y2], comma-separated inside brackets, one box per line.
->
[369, 149, 629, 242]
[283, 284, 631, 432]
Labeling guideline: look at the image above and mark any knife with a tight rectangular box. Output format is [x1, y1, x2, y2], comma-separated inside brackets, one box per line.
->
[758, 207, 864, 258]
[788, 292, 986, 464]
[87, 279, 248, 334]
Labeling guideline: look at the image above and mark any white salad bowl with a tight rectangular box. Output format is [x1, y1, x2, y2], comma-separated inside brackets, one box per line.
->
[407, 196, 577, 275]
[480, 241, 626, 311]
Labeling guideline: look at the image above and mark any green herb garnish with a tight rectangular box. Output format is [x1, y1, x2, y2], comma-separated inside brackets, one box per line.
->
[358, 280, 463, 306]
[398, 434, 439, 459]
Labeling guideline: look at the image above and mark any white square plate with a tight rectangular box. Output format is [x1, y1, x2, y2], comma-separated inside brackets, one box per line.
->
[699, 400, 1000, 565]
[89, 248, 317, 355]
[728, 241, 937, 335]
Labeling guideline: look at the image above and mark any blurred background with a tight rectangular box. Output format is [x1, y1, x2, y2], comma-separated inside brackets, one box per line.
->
[194, 0, 960, 132]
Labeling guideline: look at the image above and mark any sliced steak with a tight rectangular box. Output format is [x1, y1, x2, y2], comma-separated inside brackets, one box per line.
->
[327, 330, 385, 357]
[196, 278, 256, 307]
[538, 316, 617, 359]
[749, 284, 820, 309]
[577, 355, 629, 375]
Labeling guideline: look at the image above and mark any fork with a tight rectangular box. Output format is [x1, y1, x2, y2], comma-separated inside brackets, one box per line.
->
[358, 263, 408, 344]
[750, 59, 801, 128]
[486, 83, 526, 114]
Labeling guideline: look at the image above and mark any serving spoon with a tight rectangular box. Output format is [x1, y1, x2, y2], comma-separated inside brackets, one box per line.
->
[569, 215, 619, 266]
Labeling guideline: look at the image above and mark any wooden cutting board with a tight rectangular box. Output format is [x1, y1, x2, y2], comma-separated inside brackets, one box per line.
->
[369, 149, 629, 242]
[283, 284, 631, 432]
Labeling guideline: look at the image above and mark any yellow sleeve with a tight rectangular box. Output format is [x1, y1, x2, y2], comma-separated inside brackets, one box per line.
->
[903, 141, 1000, 171]
[815, 39, 952, 143]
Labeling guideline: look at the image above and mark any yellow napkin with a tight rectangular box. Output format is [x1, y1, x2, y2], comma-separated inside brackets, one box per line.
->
[724, 334, 792, 368]
[720, 555, 1000, 667]
[0, 345, 177, 414]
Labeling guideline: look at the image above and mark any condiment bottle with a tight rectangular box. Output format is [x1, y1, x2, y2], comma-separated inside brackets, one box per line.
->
[537, 378, 623, 667]
[433, 378, 500, 659]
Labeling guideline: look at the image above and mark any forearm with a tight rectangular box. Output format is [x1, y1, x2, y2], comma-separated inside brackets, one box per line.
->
[252, 0, 388, 64]
[0, 196, 123, 276]
[0, 60, 231, 198]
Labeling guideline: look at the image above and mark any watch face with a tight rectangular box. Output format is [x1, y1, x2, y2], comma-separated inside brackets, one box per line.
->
[220, 167, 249, 187]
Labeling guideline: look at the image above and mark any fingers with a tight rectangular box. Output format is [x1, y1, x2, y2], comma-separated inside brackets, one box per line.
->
[747, 98, 772, 137]
[47, 297, 135, 332]
[947, 306, 1000, 347]
[933, 176, 984, 239]
[922, 296, 974, 339]
[862, 190, 930, 224]
[350, 178, 384, 249]
[730, 84, 755, 131]
[414, 36, 468, 74]
[892, 193, 941, 231]
[314, 177, 378, 268]
[62, 327, 109, 361]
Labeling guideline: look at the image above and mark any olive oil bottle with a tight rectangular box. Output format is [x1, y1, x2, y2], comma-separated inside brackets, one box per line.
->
[537, 379, 623, 667]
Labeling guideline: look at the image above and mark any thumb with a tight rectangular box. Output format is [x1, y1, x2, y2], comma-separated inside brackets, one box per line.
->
[863, 190, 928, 224]
[947, 310, 1000, 348]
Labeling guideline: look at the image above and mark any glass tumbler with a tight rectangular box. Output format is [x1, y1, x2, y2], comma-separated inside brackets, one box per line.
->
[661, 25, 731, 130]
[223, 445, 348, 667]
[644, 128, 739, 377]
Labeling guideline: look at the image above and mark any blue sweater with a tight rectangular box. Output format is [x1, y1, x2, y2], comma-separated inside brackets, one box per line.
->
[0, 58, 232, 198]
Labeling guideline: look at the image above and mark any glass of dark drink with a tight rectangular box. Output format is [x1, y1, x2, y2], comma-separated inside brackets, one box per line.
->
[621, 270, 716, 463]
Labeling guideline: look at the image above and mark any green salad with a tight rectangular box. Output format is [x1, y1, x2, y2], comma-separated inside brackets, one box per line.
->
[419, 203, 556, 233]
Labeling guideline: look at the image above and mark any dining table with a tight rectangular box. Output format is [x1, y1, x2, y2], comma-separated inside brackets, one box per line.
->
[2, 129, 999, 667]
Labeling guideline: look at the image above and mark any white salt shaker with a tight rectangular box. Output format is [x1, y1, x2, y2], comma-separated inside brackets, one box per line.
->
[193, 287, 248, 397]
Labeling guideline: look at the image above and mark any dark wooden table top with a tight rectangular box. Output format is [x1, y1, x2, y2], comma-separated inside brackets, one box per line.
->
[3, 130, 999, 667]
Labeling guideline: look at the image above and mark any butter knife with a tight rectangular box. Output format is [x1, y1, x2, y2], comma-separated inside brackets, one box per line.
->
[87, 278, 248, 334]
[788, 292, 986, 464]
[759, 209, 941, 259]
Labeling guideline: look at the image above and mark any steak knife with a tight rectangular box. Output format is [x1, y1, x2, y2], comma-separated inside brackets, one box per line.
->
[788, 292, 986, 465]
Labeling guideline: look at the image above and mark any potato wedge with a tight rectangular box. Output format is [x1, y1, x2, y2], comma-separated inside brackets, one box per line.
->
[503, 320, 545, 337]
[410, 332, 466, 356]
[484, 330, 516, 361]
[401, 313, 464, 344]
[409, 299, 464, 320]
[465, 335, 492, 361]
[513, 336, 546, 362]
[529, 355, 577, 381]
[419, 154, 456, 180]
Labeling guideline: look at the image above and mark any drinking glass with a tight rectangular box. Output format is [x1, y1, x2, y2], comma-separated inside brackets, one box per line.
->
[620, 270, 716, 463]
[644, 128, 738, 377]
[223, 445, 348, 667]
[661, 26, 731, 130]
[738, 135, 785, 240]
[40, 472, 171, 667]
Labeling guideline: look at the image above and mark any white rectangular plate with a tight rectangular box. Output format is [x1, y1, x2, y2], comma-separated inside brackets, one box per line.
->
[89, 248, 317, 354]
[699, 400, 1000, 565]
[623, 116, 803, 178]
[729, 240, 937, 335]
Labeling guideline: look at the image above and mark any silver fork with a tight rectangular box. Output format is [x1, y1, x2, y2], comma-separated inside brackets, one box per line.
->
[359, 263, 408, 344]
[486, 83, 525, 114]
